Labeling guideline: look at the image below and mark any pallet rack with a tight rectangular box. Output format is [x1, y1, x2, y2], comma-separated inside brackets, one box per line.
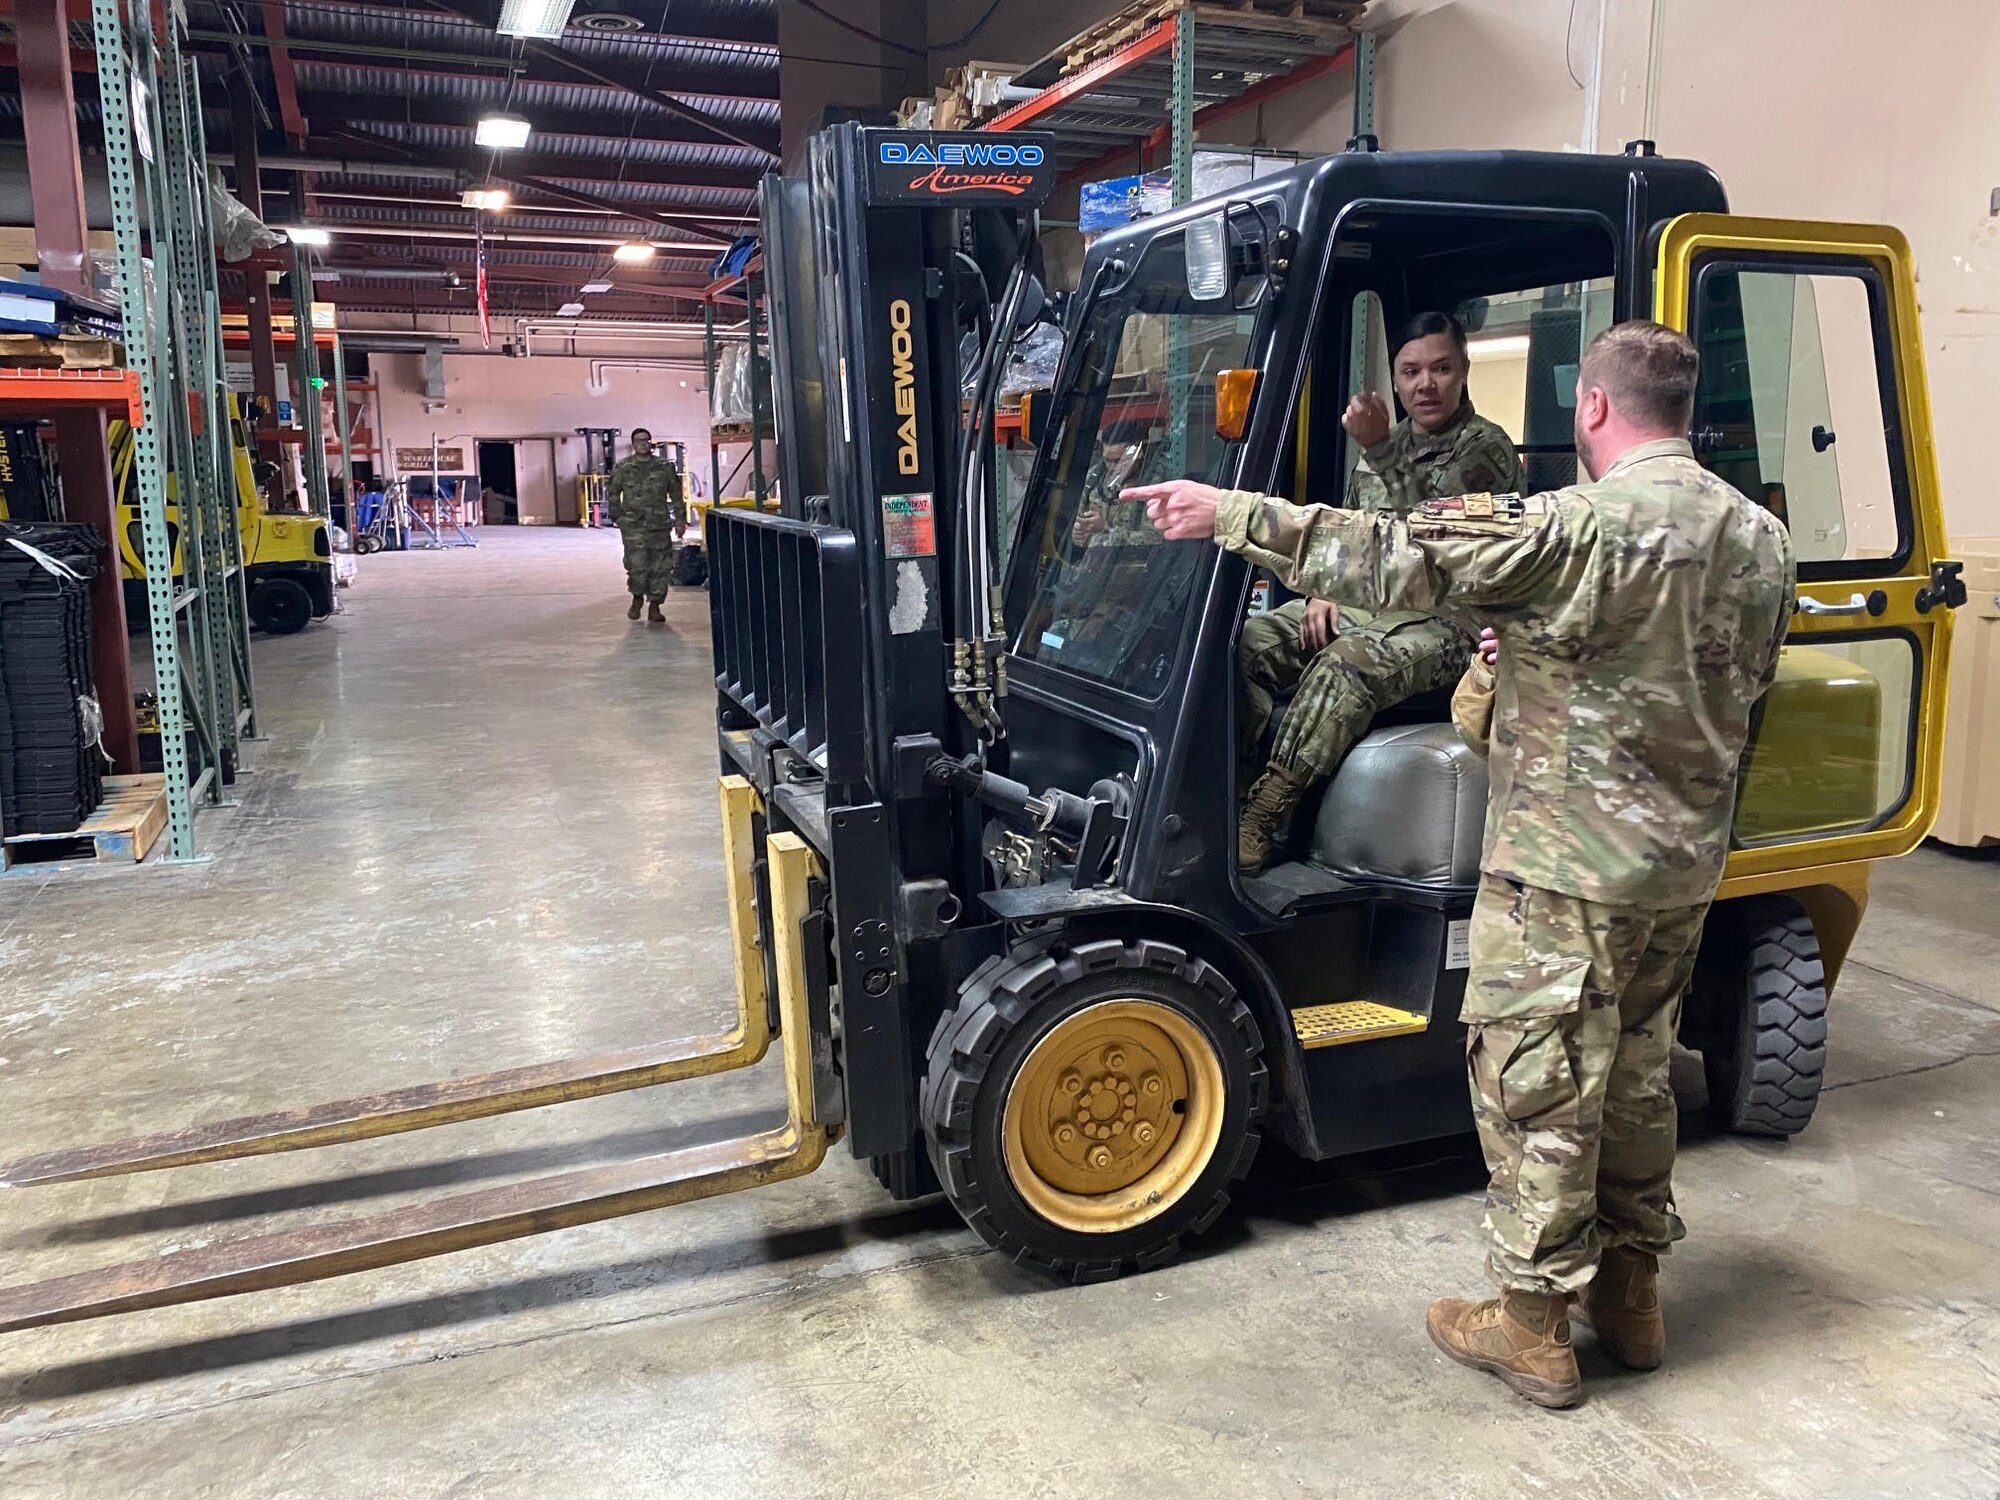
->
[983, 3, 1368, 186]
[83, 0, 257, 860]
[702, 256, 772, 505]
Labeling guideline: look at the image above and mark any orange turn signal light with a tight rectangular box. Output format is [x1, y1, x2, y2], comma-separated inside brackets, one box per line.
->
[1215, 368, 1258, 441]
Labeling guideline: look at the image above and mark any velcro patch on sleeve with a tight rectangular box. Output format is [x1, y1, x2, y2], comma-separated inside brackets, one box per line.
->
[1412, 492, 1542, 535]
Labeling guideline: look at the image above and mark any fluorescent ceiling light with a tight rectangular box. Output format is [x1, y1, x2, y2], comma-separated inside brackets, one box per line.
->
[475, 114, 533, 149]
[557, 301, 587, 317]
[1468, 334, 1532, 357]
[285, 226, 331, 245]
[611, 242, 656, 263]
[579, 280, 614, 294]
[461, 188, 510, 211]
[497, 0, 577, 38]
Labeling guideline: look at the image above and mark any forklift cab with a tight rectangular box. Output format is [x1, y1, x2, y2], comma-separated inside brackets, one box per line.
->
[948, 145, 1960, 1263]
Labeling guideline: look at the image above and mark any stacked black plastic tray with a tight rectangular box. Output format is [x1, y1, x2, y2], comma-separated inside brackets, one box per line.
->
[0, 522, 106, 839]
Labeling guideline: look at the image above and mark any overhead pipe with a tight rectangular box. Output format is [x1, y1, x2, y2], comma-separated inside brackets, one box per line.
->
[253, 155, 464, 182]
[520, 319, 744, 355]
[316, 224, 719, 251]
[586, 357, 707, 392]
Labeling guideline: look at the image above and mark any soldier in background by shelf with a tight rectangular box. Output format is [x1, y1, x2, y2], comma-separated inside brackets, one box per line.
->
[607, 427, 685, 625]
[1125, 321, 1795, 1410]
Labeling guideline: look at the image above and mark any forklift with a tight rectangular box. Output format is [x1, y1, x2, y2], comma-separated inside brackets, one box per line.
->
[111, 392, 335, 634]
[0, 128, 1965, 1330]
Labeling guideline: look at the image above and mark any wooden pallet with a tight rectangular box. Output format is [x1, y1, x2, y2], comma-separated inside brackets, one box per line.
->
[1062, 0, 1366, 73]
[1, 774, 168, 872]
[0, 333, 123, 370]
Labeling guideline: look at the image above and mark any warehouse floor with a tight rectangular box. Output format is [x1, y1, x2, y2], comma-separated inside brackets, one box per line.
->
[0, 529, 1996, 1498]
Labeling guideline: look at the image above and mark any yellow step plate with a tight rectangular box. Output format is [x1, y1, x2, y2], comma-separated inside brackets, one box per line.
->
[1292, 1002, 1429, 1050]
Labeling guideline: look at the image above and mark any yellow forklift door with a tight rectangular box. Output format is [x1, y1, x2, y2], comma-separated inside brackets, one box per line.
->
[1655, 215, 1959, 888]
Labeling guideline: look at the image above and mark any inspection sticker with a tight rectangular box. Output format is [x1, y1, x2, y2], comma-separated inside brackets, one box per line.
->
[881, 493, 936, 558]
[1446, 919, 1472, 971]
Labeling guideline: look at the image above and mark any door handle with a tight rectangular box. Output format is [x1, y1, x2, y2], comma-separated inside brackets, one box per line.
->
[1797, 591, 1877, 618]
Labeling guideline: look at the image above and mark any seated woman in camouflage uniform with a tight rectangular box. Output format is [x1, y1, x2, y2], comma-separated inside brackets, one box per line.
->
[1235, 311, 1523, 871]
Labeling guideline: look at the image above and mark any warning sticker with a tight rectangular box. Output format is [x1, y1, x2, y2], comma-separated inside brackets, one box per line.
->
[1446, 919, 1472, 971]
[881, 492, 937, 558]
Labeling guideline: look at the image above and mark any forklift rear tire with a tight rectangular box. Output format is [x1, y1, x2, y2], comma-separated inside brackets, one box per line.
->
[922, 938, 1267, 1282]
[248, 577, 314, 635]
[1703, 898, 1829, 1137]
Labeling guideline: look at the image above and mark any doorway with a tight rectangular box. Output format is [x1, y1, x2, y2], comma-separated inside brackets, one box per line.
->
[478, 441, 519, 524]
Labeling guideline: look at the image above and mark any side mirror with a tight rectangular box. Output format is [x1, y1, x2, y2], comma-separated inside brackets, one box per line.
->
[1014, 275, 1048, 331]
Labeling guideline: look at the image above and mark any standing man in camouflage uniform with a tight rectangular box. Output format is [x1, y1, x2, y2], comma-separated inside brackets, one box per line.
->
[1126, 322, 1794, 1410]
[1237, 312, 1520, 870]
[607, 427, 684, 624]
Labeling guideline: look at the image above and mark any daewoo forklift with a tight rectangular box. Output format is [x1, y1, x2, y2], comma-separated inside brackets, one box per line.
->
[0, 128, 1965, 1332]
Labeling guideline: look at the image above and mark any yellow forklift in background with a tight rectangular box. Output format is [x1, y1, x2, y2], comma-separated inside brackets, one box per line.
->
[110, 391, 334, 634]
[0, 130, 1967, 1332]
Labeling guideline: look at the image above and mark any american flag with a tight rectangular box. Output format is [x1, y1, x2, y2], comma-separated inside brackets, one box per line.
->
[475, 216, 492, 349]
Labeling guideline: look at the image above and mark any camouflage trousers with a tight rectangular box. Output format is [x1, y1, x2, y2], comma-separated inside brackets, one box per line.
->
[1462, 873, 1711, 1296]
[1239, 599, 1473, 779]
[620, 526, 676, 604]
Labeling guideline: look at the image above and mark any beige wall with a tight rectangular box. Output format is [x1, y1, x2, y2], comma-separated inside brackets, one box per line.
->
[1190, 0, 2000, 536]
[369, 348, 712, 524]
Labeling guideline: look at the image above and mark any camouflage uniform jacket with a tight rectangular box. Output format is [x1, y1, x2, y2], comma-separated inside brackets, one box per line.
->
[1349, 397, 1522, 516]
[606, 454, 685, 532]
[1215, 437, 1796, 908]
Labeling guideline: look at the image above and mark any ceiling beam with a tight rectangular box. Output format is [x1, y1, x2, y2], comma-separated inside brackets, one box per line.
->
[280, 0, 779, 49]
[430, 1, 776, 160]
[311, 127, 762, 189]
[188, 36, 780, 102]
[292, 88, 780, 155]
[323, 125, 747, 243]
[253, 1, 307, 147]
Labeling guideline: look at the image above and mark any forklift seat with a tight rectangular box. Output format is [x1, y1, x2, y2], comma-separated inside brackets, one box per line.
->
[1308, 723, 1488, 888]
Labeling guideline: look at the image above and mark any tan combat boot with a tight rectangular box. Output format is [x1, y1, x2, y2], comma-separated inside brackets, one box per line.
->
[626, 594, 643, 620]
[1426, 1290, 1583, 1409]
[1582, 1246, 1664, 1371]
[1236, 765, 1310, 872]
[647, 601, 667, 624]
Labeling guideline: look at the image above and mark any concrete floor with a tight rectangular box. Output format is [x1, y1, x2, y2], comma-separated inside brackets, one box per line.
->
[1, 528, 1997, 1498]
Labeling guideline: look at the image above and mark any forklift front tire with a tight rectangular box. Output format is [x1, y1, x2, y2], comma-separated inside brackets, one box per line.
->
[249, 576, 314, 635]
[1703, 897, 1829, 1137]
[922, 938, 1266, 1283]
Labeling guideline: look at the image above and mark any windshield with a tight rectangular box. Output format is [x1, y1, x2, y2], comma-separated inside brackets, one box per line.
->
[1012, 234, 1257, 697]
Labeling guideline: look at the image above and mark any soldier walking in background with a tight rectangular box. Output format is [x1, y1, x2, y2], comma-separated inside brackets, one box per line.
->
[607, 427, 685, 624]
[1236, 312, 1521, 871]
[1127, 321, 1795, 1410]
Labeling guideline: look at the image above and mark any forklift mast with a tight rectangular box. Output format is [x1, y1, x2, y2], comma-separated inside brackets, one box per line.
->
[710, 125, 1057, 1170]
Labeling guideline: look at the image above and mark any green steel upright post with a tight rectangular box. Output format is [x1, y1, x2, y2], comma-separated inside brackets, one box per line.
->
[291, 242, 332, 523]
[331, 335, 357, 526]
[158, 30, 236, 789]
[91, 0, 197, 857]
[1348, 31, 1379, 394]
[1166, 5, 1195, 481]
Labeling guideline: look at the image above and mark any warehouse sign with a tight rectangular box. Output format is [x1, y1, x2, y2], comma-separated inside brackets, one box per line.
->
[397, 446, 466, 471]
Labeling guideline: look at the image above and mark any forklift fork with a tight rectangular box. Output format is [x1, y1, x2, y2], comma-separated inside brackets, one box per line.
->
[0, 778, 778, 1189]
[0, 807, 833, 1334]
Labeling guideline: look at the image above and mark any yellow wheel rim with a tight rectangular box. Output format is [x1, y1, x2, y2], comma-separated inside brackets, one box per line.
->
[1001, 999, 1226, 1235]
